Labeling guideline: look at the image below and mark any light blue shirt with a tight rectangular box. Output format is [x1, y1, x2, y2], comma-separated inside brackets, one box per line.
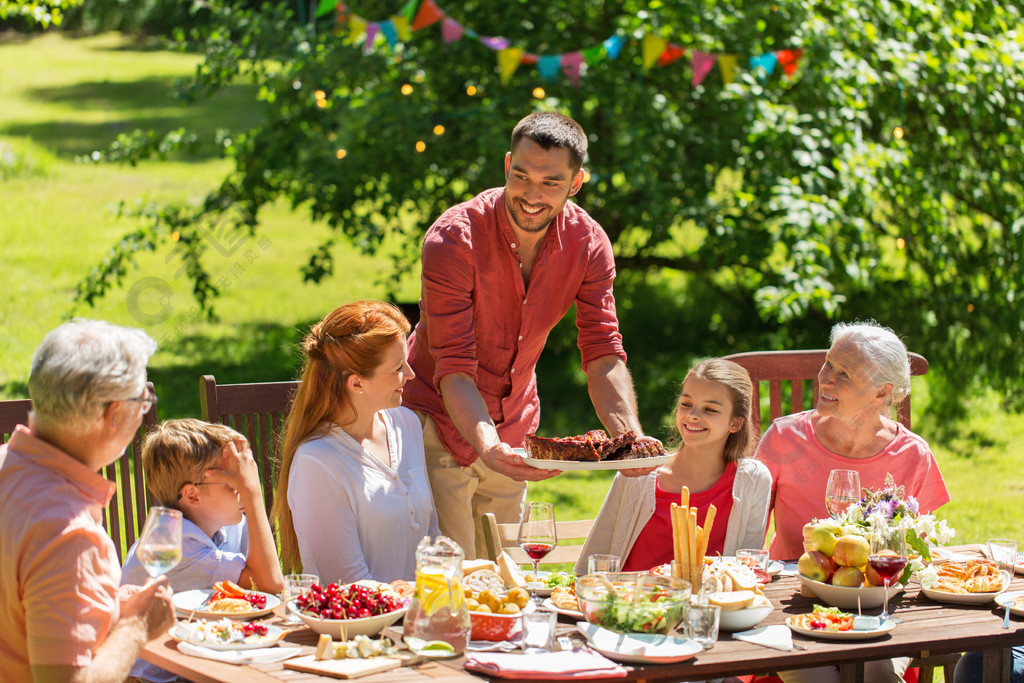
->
[121, 517, 249, 682]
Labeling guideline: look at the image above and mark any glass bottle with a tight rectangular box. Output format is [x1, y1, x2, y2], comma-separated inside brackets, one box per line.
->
[403, 536, 470, 655]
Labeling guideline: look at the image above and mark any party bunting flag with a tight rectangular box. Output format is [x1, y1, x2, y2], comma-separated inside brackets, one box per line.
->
[441, 16, 463, 43]
[347, 15, 366, 44]
[658, 44, 686, 68]
[776, 48, 804, 77]
[381, 20, 398, 48]
[399, 0, 418, 23]
[393, 15, 411, 42]
[537, 55, 561, 81]
[581, 44, 605, 64]
[718, 54, 739, 84]
[498, 47, 524, 84]
[749, 52, 778, 79]
[603, 34, 625, 60]
[690, 50, 716, 87]
[642, 34, 668, 71]
[411, 0, 444, 30]
[480, 35, 511, 51]
[364, 22, 380, 54]
[316, 0, 336, 18]
[561, 51, 584, 86]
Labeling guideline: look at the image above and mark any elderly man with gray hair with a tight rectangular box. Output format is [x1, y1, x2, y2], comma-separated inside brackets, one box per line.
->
[0, 319, 175, 683]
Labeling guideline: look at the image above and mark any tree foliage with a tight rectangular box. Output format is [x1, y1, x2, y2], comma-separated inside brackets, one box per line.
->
[75, 0, 1024, 412]
[1, 0, 82, 26]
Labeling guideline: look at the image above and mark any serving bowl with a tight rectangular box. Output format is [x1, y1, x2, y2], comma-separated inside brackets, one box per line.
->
[575, 572, 691, 635]
[717, 604, 774, 632]
[469, 610, 521, 641]
[797, 575, 903, 610]
[289, 600, 407, 638]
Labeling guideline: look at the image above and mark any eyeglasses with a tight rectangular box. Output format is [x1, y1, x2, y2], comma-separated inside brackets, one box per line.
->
[121, 387, 158, 414]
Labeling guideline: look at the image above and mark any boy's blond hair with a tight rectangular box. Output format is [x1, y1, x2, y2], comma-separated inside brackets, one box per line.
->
[143, 418, 244, 507]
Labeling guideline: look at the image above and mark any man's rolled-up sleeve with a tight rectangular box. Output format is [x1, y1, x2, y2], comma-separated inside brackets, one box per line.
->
[575, 230, 625, 369]
[421, 227, 479, 390]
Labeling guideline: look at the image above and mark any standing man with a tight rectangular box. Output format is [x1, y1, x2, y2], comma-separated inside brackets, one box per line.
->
[0, 319, 175, 682]
[405, 111, 653, 559]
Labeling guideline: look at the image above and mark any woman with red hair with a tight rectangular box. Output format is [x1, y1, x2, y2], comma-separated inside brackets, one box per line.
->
[273, 300, 439, 584]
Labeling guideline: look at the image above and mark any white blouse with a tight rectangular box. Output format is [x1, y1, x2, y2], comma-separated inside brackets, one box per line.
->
[288, 407, 439, 584]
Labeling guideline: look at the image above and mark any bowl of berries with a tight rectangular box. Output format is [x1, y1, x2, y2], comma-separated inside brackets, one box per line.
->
[291, 580, 409, 638]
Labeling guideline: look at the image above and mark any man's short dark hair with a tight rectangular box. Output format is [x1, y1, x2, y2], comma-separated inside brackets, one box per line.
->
[511, 111, 587, 173]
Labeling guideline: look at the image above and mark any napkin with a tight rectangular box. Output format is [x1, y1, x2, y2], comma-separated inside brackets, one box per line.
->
[732, 625, 794, 652]
[176, 641, 305, 665]
[464, 649, 629, 679]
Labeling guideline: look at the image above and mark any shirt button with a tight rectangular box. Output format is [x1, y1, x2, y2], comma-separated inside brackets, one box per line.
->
[511, 242, 517, 249]
[511, 368, 516, 374]
[518, 335, 523, 341]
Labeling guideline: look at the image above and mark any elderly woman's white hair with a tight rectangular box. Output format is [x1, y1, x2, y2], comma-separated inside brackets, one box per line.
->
[829, 320, 911, 408]
[28, 319, 157, 432]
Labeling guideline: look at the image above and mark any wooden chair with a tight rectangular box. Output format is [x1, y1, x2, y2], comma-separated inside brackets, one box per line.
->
[199, 374, 299, 514]
[722, 349, 929, 438]
[480, 511, 595, 568]
[1, 389, 158, 563]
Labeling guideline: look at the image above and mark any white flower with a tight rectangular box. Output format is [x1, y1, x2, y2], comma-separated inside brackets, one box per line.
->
[916, 564, 940, 589]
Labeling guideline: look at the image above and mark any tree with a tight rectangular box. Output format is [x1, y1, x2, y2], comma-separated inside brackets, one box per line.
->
[1, 0, 83, 26]
[75, 0, 1024, 414]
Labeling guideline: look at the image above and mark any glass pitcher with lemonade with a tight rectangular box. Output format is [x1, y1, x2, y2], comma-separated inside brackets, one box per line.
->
[403, 536, 470, 656]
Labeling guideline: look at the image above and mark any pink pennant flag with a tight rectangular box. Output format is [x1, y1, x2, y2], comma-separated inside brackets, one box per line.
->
[690, 50, 717, 86]
[480, 35, 511, 51]
[561, 51, 584, 87]
[441, 16, 463, 43]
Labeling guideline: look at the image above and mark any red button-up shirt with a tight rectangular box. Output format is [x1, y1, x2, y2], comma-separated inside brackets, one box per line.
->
[405, 187, 625, 466]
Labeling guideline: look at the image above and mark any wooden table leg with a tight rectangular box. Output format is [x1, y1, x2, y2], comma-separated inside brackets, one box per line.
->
[982, 647, 1011, 683]
[838, 660, 864, 683]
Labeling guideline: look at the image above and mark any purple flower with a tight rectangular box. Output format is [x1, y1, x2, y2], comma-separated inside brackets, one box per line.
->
[905, 495, 919, 515]
[874, 499, 897, 519]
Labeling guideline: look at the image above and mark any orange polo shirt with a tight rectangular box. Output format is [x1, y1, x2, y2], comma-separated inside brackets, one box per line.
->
[0, 426, 121, 679]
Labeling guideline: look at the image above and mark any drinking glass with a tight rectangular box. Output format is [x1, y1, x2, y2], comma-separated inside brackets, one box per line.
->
[988, 539, 1018, 575]
[825, 469, 861, 518]
[282, 573, 319, 623]
[520, 607, 557, 653]
[868, 527, 907, 624]
[736, 549, 769, 571]
[136, 506, 183, 578]
[587, 554, 621, 574]
[517, 502, 556, 600]
[686, 603, 721, 649]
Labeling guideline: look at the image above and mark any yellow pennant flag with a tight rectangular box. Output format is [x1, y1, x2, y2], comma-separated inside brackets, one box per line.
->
[347, 15, 367, 44]
[392, 15, 411, 42]
[498, 47, 523, 85]
[718, 54, 739, 84]
[641, 33, 668, 71]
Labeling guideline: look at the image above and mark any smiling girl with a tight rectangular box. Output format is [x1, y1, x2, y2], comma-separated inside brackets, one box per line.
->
[575, 358, 771, 573]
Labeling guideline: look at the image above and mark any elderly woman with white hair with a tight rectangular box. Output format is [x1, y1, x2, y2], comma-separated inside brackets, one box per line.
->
[755, 320, 950, 683]
[0, 319, 175, 683]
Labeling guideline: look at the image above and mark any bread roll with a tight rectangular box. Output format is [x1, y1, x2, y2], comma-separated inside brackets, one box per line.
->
[707, 590, 756, 611]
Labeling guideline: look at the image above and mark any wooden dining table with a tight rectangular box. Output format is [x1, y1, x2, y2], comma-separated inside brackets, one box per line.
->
[141, 544, 1024, 683]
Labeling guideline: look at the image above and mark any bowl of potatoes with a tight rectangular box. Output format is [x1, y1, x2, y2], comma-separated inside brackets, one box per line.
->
[466, 587, 530, 641]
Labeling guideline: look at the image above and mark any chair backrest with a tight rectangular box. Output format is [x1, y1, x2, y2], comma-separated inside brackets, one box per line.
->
[721, 349, 929, 438]
[1, 389, 158, 564]
[200, 374, 299, 514]
[480, 511, 595, 567]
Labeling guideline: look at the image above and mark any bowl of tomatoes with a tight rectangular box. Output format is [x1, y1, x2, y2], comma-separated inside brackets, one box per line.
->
[291, 581, 409, 638]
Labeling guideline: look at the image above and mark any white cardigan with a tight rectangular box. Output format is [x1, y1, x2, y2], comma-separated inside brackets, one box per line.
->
[574, 458, 772, 574]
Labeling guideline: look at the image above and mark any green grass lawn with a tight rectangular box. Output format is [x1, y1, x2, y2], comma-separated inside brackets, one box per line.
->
[1, 30, 1022, 576]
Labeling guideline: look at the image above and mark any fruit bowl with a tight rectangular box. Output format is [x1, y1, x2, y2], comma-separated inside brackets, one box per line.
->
[575, 572, 690, 635]
[469, 610, 521, 641]
[289, 601, 408, 638]
[797, 575, 904, 610]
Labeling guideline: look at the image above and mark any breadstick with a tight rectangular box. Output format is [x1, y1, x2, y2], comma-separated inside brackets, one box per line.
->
[676, 505, 690, 582]
[670, 503, 682, 578]
[696, 504, 717, 562]
[680, 486, 690, 510]
[688, 509, 698, 575]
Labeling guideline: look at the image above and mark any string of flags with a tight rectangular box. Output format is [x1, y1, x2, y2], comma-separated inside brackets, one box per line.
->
[315, 0, 804, 88]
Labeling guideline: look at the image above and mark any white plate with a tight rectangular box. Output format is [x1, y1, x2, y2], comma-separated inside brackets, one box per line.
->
[512, 448, 670, 471]
[797, 575, 903, 610]
[921, 585, 1005, 605]
[994, 591, 1024, 617]
[576, 622, 701, 664]
[169, 621, 285, 650]
[522, 570, 577, 597]
[786, 616, 895, 641]
[173, 589, 279, 620]
[767, 561, 784, 577]
[543, 598, 584, 620]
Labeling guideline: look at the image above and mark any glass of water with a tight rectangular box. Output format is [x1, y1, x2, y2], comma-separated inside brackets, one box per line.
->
[282, 573, 320, 622]
[136, 506, 183, 578]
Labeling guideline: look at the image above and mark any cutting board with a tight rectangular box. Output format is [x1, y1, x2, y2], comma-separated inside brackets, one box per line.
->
[283, 654, 406, 679]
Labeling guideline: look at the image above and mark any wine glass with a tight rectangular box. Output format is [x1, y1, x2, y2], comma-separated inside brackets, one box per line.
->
[517, 502, 557, 601]
[868, 526, 908, 624]
[825, 469, 861, 518]
[136, 506, 183, 578]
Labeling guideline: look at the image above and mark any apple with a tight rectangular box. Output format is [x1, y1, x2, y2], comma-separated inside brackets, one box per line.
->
[811, 526, 839, 556]
[833, 535, 870, 567]
[798, 550, 835, 583]
[831, 566, 866, 587]
[864, 562, 884, 587]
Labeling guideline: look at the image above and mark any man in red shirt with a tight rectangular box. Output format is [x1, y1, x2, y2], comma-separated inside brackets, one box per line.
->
[405, 111, 652, 558]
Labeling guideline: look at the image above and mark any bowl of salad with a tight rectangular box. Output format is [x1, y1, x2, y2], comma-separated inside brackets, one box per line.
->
[575, 572, 691, 635]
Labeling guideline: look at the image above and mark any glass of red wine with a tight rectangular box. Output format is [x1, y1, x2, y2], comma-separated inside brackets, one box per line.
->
[517, 501, 557, 601]
[868, 526, 908, 623]
[825, 469, 861, 518]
